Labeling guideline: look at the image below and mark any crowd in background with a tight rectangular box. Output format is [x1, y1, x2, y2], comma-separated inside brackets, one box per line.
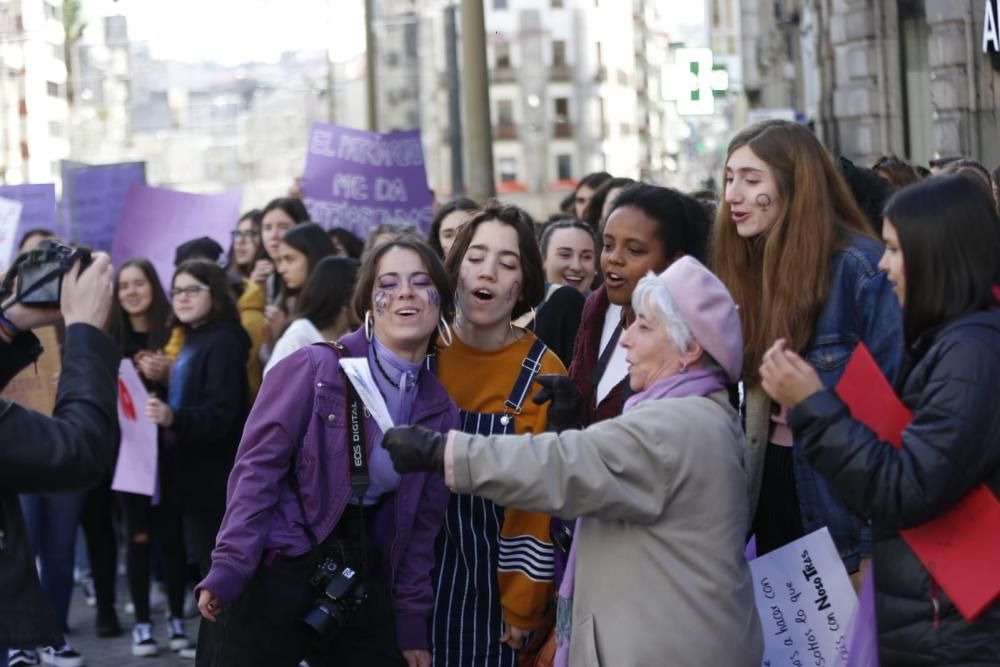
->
[4, 119, 1000, 667]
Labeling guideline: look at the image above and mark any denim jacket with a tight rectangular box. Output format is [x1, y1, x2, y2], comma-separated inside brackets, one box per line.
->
[745, 232, 902, 571]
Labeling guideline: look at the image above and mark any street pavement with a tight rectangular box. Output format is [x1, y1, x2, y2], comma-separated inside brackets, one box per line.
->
[65, 585, 195, 667]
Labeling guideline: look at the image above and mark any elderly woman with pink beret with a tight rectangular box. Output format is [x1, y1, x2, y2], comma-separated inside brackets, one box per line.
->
[384, 257, 763, 667]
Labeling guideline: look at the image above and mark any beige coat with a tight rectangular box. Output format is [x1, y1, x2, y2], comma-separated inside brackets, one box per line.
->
[450, 391, 763, 667]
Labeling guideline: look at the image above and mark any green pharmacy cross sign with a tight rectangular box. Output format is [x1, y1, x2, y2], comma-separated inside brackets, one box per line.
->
[664, 48, 730, 116]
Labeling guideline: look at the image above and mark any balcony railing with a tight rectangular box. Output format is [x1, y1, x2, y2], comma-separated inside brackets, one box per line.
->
[494, 123, 518, 140]
[553, 122, 573, 139]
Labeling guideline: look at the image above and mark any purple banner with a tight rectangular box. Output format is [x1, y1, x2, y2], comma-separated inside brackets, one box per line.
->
[299, 123, 433, 239]
[66, 161, 147, 252]
[0, 183, 58, 248]
[112, 185, 243, 289]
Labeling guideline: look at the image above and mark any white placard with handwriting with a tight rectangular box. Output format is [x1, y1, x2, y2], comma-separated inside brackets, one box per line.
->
[749, 528, 859, 667]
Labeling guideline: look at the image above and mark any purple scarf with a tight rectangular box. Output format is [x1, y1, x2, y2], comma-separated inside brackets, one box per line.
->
[554, 367, 727, 666]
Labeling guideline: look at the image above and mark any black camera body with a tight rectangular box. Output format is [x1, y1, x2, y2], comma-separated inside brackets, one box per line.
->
[14, 240, 92, 307]
[303, 557, 367, 638]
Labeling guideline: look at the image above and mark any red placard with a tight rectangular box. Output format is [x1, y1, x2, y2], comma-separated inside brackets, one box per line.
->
[836, 343, 1000, 621]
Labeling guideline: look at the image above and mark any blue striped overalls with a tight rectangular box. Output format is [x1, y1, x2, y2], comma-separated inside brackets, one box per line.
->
[431, 339, 549, 667]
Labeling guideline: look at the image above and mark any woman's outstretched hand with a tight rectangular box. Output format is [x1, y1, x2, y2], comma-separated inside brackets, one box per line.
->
[533, 374, 582, 432]
[383, 425, 446, 474]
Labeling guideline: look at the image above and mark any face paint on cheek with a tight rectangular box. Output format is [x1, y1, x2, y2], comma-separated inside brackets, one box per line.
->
[373, 290, 393, 316]
[425, 288, 440, 308]
[506, 281, 521, 304]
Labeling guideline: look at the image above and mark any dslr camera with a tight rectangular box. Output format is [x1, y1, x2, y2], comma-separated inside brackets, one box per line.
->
[2, 240, 92, 308]
[303, 557, 367, 638]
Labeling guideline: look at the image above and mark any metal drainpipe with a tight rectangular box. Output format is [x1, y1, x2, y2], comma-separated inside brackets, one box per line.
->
[963, 0, 980, 157]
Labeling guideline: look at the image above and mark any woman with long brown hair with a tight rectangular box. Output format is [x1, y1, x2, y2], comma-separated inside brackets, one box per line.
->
[710, 120, 903, 576]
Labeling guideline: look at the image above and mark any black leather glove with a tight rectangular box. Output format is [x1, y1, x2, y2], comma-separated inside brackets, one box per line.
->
[382, 425, 446, 474]
[532, 374, 583, 433]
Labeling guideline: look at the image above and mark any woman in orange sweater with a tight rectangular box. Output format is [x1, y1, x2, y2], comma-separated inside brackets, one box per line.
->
[432, 202, 565, 667]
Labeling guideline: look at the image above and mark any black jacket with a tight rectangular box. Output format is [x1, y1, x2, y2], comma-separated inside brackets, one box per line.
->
[789, 310, 1000, 666]
[531, 284, 584, 368]
[0, 324, 119, 647]
[161, 320, 249, 513]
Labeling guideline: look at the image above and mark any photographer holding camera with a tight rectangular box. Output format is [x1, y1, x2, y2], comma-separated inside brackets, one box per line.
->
[0, 250, 118, 666]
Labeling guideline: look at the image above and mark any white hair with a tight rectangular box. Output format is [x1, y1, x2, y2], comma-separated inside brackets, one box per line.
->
[631, 272, 695, 353]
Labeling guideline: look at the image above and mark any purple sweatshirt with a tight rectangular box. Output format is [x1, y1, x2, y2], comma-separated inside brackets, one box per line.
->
[197, 329, 457, 650]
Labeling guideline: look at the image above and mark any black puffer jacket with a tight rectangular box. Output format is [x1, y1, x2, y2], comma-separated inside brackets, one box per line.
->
[789, 310, 1000, 666]
[0, 324, 118, 647]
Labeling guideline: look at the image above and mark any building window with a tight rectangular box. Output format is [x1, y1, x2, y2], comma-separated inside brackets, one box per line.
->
[44, 2, 61, 20]
[552, 40, 566, 67]
[556, 154, 572, 180]
[552, 0, 564, 7]
[499, 157, 517, 182]
[46, 81, 61, 97]
[497, 99, 514, 125]
[52, 43, 63, 60]
[385, 52, 399, 67]
[554, 97, 569, 123]
[494, 0, 508, 8]
[495, 42, 511, 68]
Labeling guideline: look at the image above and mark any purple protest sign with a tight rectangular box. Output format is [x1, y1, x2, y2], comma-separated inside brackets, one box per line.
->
[0, 183, 58, 253]
[299, 123, 434, 238]
[112, 185, 242, 289]
[68, 161, 147, 252]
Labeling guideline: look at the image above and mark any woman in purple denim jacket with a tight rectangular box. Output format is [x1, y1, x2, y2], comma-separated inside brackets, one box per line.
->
[194, 238, 459, 667]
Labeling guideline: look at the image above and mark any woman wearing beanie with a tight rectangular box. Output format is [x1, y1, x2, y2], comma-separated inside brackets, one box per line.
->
[383, 258, 763, 667]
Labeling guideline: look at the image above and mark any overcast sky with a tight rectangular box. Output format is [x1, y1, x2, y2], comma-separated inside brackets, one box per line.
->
[115, 0, 704, 65]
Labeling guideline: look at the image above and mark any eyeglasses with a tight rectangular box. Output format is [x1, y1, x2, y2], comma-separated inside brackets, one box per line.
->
[170, 284, 210, 299]
[231, 230, 258, 241]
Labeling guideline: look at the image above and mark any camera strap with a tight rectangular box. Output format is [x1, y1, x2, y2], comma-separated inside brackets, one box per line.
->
[288, 341, 371, 574]
[0, 255, 66, 309]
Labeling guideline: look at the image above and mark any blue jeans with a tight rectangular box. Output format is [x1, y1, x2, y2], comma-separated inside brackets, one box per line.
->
[20, 493, 85, 632]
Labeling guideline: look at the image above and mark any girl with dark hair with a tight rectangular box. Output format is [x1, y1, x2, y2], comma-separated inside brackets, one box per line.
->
[196, 238, 458, 667]
[567, 183, 711, 427]
[264, 223, 337, 365]
[760, 174, 1000, 664]
[581, 176, 637, 231]
[572, 171, 612, 219]
[539, 219, 598, 295]
[110, 259, 197, 656]
[145, 260, 250, 596]
[711, 120, 902, 576]
[264, 256, 358, 375]
[329, 227, 365, 260]
[426, 197, 479, 259]
[275, 223, 337, 305]
[250, 197, 310, 303]
[227, 209, 265, 278]
[433, 202, 566, 667]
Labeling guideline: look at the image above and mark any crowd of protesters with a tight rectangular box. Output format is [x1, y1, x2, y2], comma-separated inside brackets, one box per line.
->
[3, 119, 1000, 667]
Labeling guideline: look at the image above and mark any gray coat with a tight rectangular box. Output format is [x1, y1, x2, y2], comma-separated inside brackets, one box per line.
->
[450, 390, 763, 667]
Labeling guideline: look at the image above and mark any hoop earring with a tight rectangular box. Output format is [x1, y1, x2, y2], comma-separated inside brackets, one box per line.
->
[364, 310, 373, 341]
[437, 317, 454, 348]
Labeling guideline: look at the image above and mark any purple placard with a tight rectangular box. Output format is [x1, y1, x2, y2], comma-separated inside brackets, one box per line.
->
[68, 162, 147, 252]
[0, 183, 58, 248]
[111, 185, 242, 288]
[299, 123, 434, 238]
